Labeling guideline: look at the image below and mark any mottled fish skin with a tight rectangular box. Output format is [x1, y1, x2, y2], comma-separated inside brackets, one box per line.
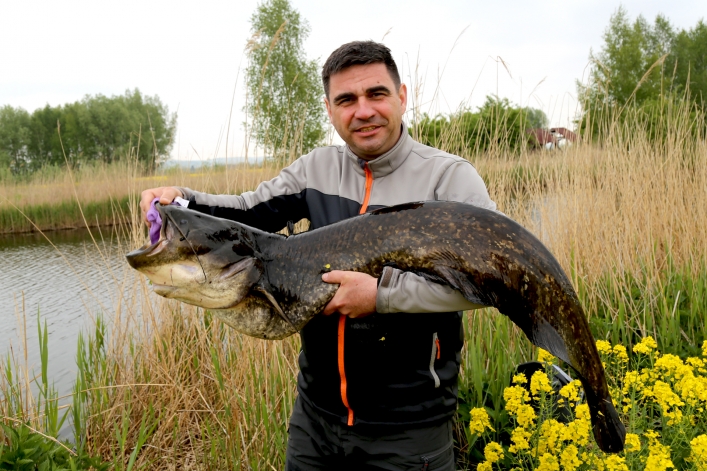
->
[126, 201, 626, 453]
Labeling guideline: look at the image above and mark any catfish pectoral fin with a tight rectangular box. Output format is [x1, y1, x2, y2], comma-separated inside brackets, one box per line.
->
[254, 286, 297, 332]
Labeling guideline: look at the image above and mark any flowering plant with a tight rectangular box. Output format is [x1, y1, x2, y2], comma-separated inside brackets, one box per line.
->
[469, 339, 707, 470]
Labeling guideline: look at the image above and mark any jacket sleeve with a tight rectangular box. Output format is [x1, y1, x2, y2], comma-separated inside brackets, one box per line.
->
[175, 157, 310, 233]
[376, 160, 496, 313]
[376, 266, 485, 313]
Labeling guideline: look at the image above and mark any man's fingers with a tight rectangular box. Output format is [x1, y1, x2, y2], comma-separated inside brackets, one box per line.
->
[140, 187, 183, 225]
[159, 187, 182, 205]
[322, 270, 345, 284]
[321, 271, 378, 319]
[322, 301, 338, 316]
[140, 189, 159, 226]
[321, 271, 345, 315]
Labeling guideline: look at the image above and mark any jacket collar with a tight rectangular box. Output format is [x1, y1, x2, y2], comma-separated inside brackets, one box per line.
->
[344, 123, 414, 178]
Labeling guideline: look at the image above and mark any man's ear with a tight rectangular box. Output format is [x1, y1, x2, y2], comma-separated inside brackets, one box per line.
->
[398, 83, 408, 114]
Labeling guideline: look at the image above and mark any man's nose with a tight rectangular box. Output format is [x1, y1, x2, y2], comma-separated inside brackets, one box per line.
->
[353, 97, 376, 120]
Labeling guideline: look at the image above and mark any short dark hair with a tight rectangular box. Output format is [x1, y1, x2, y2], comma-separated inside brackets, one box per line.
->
[322, 41, 401, 98]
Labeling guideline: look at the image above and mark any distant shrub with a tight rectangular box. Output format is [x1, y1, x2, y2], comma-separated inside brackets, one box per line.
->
[410, 96, 547, 157]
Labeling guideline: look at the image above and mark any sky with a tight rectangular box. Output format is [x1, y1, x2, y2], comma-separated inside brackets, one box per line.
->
[1, 0, 704, 160]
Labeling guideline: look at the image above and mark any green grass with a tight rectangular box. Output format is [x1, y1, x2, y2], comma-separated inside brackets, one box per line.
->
[0, 196, 133, 234]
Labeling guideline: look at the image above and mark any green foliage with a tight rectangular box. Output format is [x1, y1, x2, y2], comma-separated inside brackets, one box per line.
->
[0, 107, 32, 175]
[673, 20, 707, 109]
[0, 90, 176, 175]
[411, 96, 545, 156]
[579, 8, 707, 138]
[524, 107, 549, 130]
[585, 7, 674, 107]
[0, 422, 110, 471]
[0, 196, 132, 234]
[0, 315, 110, 470]
[244, 0, 326, 161]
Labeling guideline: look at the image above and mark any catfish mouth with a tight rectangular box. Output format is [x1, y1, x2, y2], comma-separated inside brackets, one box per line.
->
[127, 204, 178, 261]
[153, 284, 178, 296]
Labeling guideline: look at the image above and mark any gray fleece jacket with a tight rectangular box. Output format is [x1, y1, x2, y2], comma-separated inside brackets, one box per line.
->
[177, 124, 495, 315]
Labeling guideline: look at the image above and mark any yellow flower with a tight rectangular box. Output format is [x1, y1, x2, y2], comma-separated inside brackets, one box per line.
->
[690, 435, 707, 471]
[612, 344, 629, 362]
[477, 462, 492, 471]
[537, 453, 560, 471]
[655, 354, 693, 380]
[560, 444, 581, 471]
[645, 441, 674, 471]
[509, 427, 531, 453]
[624, 433, 641, 452]
[515, 403, 536, 428]
[702, 340, 707, 357]
[622, 370, 643, 394]
[561, 404, 591, 446]
[504, 385, 530, 415]
[575, 403, 590, 421]
[484, 442, 504, 464]
[597, 340, 612, 355]
[676, 372, 707, 407]
[584, 453, 605, 471]
[512, 373, 527, 385]
[469, 407, 495, 435]
[559, 380, 581, 403]
[538, 419, 564, 454]
[562, 419, 591, 446]
[647, 380, 684, 425]
[687, 357, 705, 369]
[604, 455, 629, 471]
[530, 370, 554, 398]
[538, 348, 555, 364]
[634, 336, 658, 354]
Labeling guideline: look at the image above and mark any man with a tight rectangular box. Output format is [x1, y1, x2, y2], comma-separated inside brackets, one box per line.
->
[141, 41, 496, 470]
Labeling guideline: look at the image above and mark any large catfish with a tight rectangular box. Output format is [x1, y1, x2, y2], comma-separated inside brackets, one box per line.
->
[126, 201, 626, 453]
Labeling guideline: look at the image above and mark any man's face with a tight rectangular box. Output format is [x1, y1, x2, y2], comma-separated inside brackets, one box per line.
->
[325, 63, 407, 160]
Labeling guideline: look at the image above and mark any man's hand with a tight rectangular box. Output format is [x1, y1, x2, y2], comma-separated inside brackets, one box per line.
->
[322, 270, 378, 319]
[140, 187, 183, 227]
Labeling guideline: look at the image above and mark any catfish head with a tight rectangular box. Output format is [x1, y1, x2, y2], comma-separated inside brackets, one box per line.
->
[126, 204, 263, 309]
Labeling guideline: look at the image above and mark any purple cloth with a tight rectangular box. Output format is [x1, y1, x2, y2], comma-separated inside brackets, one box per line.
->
[147, 197, 178, 244]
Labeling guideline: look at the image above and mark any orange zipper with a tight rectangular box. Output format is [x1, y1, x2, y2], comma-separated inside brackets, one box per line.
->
[337, 163, 374, 426]
[359, 163, 373, 214]
[337, 314, 354, 426]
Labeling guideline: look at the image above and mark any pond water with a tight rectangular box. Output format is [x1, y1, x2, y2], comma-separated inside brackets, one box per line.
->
[0, 228, 138, 407]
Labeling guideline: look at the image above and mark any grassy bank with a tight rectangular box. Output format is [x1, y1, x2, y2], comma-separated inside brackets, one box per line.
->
[1, 102, 706, 469]
[0, 160, 284, 233]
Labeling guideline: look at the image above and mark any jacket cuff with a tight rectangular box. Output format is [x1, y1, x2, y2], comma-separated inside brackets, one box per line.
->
[174, 186, 190, 200]
[375, 266, 398, 313]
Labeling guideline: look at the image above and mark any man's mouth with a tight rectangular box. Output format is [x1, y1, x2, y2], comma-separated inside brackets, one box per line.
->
[355, 125, 382, 136]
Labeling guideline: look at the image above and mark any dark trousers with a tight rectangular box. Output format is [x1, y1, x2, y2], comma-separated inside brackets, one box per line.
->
[285, 396, 455, 471]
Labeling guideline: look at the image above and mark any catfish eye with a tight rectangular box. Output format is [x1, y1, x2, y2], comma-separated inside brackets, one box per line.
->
[232, 244, 253, 257]
[180, 219, 187, 225]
